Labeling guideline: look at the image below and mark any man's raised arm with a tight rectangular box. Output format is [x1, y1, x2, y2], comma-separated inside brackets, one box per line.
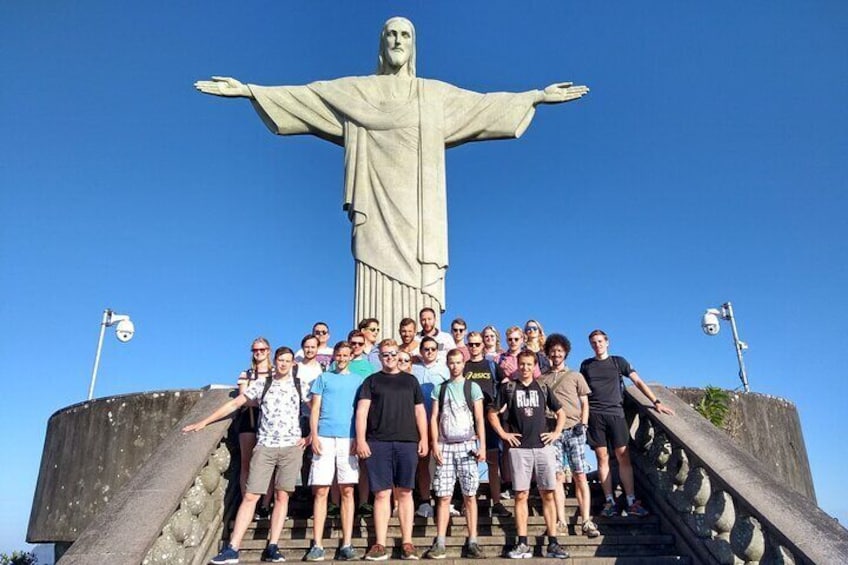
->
[194, 76, 253, 98]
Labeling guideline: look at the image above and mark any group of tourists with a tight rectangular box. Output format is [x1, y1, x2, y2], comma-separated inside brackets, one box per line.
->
[183, 309, 674, 564]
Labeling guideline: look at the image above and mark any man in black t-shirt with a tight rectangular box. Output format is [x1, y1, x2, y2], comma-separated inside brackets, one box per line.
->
[356, 339, 428, 561]
[579, 329, 675, 519]
[463, 330, 511, 517]
[488, 351, 569, 559]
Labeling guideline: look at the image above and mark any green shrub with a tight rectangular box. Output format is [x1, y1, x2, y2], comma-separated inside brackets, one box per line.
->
[695, 386, 731, 428]
[0, 551, 37, 565]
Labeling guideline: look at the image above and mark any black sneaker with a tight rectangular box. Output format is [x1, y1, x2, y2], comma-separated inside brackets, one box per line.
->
[546, 542, 569, 559]
[491, 502, 512, 517]
[262, 543, 286, 562]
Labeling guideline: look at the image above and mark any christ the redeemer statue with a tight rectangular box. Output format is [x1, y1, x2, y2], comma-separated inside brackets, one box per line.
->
[196, 16, 588, 333]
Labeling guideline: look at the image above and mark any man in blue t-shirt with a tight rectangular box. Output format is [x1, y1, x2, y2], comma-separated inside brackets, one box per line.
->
[306, 341, 364, 561]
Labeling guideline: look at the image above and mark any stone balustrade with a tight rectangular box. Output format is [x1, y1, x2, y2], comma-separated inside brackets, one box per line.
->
[624, 385, 848, 564]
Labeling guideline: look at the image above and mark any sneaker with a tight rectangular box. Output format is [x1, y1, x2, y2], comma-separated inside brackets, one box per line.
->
[416, 502, 434, 518]
[556, 520, 569, 535]
[327, 502, 341, 517]
[465, 542, 485, 559]
[601, 500, 619, 518]
[582, 519, 600, 538]
[338, 545, 359, 561]
[254, 505, 271, 521]
[425, 542, 446, 560]
[261, 543, 285, 563]
[626, 500, 650, 517]
[305, 546, 325, 562]
[401, 542, 420, 560]
[357, 503, 374, 517]
[364, 544, 388, 561]
[501, 489, 513, 500]
[546, 542, 569, 559]
[491, 502, 512, 518]
[508, 543, 532, 559]
[392, 505, 399, 517]
[210, 545, 240, 565]
[448, 504, 461, 517]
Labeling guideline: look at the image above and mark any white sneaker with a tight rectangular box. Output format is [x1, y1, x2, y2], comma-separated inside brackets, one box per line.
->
[448, 504, 461, 516]
[501, 489, 513, 500]
[416, 502, 434, 518]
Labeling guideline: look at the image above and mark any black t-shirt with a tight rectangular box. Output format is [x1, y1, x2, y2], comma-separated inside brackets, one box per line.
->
[463, 358, 503, 410]
[496, 379, 561, 449]
[357, 371, 424, 442]
[579, 356, 634, 417]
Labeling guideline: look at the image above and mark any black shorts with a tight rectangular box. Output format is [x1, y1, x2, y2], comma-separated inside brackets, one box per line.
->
[237, 407, 259, 434]
[484, 421, 500, 451]
[587, 412, 629, 449]
[366, 440, 419, 492]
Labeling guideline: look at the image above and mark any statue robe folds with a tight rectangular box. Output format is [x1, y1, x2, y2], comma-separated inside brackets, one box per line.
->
[249, 76, 538, 331]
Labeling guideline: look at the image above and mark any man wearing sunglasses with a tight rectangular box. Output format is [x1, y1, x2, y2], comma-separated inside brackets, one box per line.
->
[295, 322, 334, 368]
[449, 318, 471, 361]
[356, 339, 428, 560]
[346, 330, 380, 378]
[411, 336, 450, 518]
[418, 307, 454, 362]
[358, 318, 383, 368]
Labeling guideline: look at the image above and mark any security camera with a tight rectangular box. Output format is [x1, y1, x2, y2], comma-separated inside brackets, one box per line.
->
[701, 309, 721, 336]
[115, 319, 135, 342]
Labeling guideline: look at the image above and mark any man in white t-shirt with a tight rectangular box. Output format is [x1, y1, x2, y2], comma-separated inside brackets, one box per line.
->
[418, 307, 453, 362]
[295, 322, 334, 368]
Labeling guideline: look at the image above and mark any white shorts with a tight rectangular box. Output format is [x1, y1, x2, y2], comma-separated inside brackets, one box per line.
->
[308, 436, 359, 486]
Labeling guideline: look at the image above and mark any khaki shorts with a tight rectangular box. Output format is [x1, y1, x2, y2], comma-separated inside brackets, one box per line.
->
[508, 445, 557, 492]
[245, 445, 303, 494]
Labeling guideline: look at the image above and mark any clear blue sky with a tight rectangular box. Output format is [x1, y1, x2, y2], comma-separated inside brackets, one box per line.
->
[2, 1, 846, 553]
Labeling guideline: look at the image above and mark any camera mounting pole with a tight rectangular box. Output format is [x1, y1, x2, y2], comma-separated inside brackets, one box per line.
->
[88, 308, 134, 400]
[721, 301, 750, 393]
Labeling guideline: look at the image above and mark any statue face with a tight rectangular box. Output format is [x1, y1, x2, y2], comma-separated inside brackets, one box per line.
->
[382, 19, 413, 71]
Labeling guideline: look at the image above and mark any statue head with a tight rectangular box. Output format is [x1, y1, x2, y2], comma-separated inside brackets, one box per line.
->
[377, 16, 416, 77]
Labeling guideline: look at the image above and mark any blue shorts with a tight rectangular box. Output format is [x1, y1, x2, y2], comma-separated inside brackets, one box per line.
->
[366, 440, 418, 492]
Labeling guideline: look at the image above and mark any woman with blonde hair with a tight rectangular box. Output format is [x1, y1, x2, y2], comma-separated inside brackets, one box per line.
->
[524, 319, 551, 373]
[237, 336, 274, 517]
[481, 325, 503, 362]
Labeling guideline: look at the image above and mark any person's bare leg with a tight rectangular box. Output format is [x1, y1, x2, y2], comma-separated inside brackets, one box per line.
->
[238, 433, 256, 497]
[463, 494, 478, 540]
[615, 445, 635, 497]
[373, 489, 391, 546]
[435, 495, 450, 539]
[312, 485, 329, 548]
[573, 473, 591, 522]
[514, 490, 529, 536]
[228, 492, 260, 548]
[268, 489, 290, 545]
[553, 472, 566, 525]
[594, 446, 612, 498]
[340, 484, 356, 546]
[540, 490, 557, 536]
[486, 449, 502, 502]
[395, 487, 415, 544]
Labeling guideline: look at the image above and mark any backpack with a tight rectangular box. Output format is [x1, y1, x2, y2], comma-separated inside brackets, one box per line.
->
[437, 380, 477, 443]
[258, 365, 310, 437]
[499, 380, 551, 431]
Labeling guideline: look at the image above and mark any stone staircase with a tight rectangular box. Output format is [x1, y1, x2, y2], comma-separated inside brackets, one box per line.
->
[223, 485, 690, 564]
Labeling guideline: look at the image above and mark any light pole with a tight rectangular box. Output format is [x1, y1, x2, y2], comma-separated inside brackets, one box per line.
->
[88, 308, 135, 400]
[701, 301, 749, 392]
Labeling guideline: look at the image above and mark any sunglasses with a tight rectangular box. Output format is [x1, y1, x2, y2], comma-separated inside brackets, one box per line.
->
[525, 326, 539, 332]
[468, 342, 483, 347]
[380, 351, 398, 358]
[451, 327, 466, 333]
[351, 341, 365, 347]
[313, 330, 328, 335]
[252, 347, 269, 353]
[399, 357, 411, 364]
[366, 326, 380, 332]
[421, 347, 438, 352]
[507, 337, 522, 342]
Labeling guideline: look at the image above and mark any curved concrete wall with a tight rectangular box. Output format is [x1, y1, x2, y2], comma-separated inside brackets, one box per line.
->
[671, 387, 816, 501]
[27, 389, 214, 543]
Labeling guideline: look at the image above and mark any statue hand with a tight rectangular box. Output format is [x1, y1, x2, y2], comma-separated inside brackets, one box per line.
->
[194, 76, 252, 98]
[540, 82, 589, 104]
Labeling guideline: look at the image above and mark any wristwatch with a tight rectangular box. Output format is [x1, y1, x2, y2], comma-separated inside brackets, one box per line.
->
[653, 399, 662, 405]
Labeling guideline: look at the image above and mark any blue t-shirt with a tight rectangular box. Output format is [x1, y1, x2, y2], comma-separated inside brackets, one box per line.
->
[412, 361, 450, 417]
[310, 370, 365, 438]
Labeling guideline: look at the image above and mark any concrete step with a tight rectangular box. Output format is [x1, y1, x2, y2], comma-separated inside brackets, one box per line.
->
[235, 559, 688, 565]
[240, 515, 661, 539]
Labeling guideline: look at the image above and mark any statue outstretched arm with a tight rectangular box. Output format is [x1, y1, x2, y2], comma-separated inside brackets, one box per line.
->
[194, 76, 253, 99]
[535, 82, 590, 105]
